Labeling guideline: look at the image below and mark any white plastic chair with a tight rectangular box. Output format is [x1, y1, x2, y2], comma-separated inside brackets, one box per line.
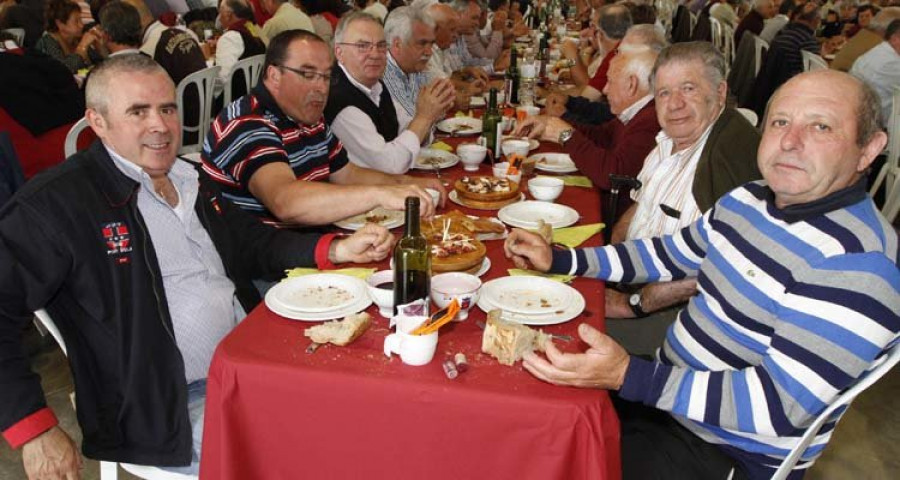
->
[222, 54, 265, 106]
[32, 309, 198, 480]
[176, 66, 220, 155]
[752, 34, 769, 77]
[770, 341, 900, 479]
[736, 108, 758, 127]
[64, 117, 90, 158]
[801, 50, 828, 72]
[869, 85, 900, 223]
[708, 18, 735, 74]
[2, 28, 25, 46]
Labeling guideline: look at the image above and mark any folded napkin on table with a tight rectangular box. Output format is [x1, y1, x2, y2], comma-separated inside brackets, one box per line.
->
[507, 269, 574, 283]
[560, 176, 593, 187]
[429, 141, 454, 152]
[551, 223, 605, 248]
[283, 267, 376, 280]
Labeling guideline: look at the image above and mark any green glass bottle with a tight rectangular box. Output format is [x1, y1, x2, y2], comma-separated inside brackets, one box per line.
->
[482, 88, 502, 159]
[392, 197, 430, 317]
[505, 48, 520, 106]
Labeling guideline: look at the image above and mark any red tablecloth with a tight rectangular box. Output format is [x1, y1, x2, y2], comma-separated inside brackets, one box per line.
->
[200, 142, 621, 480]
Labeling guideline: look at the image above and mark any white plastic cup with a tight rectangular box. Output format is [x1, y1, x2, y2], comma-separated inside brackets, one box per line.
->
[383, 315, 438, 366]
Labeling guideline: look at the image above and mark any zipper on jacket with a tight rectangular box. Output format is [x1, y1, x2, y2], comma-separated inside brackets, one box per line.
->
[131, 200, 177, 343]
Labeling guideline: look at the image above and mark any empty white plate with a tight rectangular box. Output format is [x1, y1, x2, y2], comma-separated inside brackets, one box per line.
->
[531, 153, 578, 173]
[497, 201, 579, 229]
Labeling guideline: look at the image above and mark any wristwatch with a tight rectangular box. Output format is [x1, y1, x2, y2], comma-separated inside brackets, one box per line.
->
[558, 128, 574, 145]
[628, 291, 648, 318]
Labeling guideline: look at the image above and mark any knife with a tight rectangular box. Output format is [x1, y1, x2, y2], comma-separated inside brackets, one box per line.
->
[475, 319, 573, 342]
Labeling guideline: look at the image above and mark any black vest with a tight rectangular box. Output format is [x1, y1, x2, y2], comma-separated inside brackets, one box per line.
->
[324, 65, 399, 142]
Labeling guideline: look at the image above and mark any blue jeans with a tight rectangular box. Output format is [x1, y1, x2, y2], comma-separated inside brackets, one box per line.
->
[159, 379, 206, 475]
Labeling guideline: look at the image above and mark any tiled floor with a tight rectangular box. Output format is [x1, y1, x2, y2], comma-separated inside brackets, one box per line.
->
[1, 326, 898, 479]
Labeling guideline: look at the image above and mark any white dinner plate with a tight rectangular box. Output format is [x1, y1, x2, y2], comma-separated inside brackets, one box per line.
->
[497, 201, 579, 229]
[334, 208, 404, 230]
[268, 274, 369, 314]
[481, 276, 579, 315]
[476, 283, 585, 326]
[502, 136, 540, 152]
[436, 117, 483, 136]
[267, 291, 372, 321]
[531, 153, 578, 173]
[448, 190, 525, 210]
[412, 148, 460, 170]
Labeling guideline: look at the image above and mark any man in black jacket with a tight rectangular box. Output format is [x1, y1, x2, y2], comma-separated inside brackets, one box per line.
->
[0, 54, 394, 479]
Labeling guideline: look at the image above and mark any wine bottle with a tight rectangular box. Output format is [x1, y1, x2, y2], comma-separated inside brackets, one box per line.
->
[482, 88, 502, 159]
[505, 48, 520, 106]
[393, 197, 430, 317]
[538, 36, 549, 78]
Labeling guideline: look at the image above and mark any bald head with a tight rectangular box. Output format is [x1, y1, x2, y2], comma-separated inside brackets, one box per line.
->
[122, 0, 153, 29]
[428, 3, 458, 49]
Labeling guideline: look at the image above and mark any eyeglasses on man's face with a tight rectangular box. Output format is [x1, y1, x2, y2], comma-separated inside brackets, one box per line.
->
[274, 64, 332, 83]
[337, 41, 389, 54]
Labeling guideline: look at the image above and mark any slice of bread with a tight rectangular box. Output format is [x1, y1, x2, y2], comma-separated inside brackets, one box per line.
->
[481, 309, 550, 366]
[304, 312, 372, 346]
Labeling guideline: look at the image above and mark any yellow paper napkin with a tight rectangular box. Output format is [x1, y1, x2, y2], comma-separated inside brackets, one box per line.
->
[551, 223, 605, 248]
[429, 141, 454, 152]
[284, 267, 376, 280]
[560, 176, 594, 188]
[507, 269, 574, 284]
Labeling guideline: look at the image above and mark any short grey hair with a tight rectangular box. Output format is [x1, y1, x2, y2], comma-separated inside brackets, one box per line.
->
[86, 54, 170, 114]
[870, 7, 900, 33]
[650, 42, 726, 92]
[854, 76, 886, 148]
[334, 11, 382, 45]
[618, 49, 658, 92]
[620, 24, 668, 53]
[385, 5, 435, 44]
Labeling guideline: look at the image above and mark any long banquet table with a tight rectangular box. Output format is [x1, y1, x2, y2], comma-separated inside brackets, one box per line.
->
[199, 135, 621, 480]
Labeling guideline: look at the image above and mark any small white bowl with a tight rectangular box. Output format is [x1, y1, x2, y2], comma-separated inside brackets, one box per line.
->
[529, 176, 564, 202]
[501, 139, 531, 158]
[366, 270, 394, 317]
[431, 272, 482, 321]
[491, 162, 521, 184]
[457, 143, 487, 172]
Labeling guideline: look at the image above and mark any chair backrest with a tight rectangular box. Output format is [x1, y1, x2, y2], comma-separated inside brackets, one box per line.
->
[867, 86, 900, 222]
[223, 54, 265, 106]
[2, 28, 25, 46]
[34, 309, 66, 355]
[176, 65, 220, 155]
[64, 117, 91, 158]
[771, 341, 900, 480]
[752, 34, 769, 77]
[801, 50, 827, 72]
[736, 108, 758, 127]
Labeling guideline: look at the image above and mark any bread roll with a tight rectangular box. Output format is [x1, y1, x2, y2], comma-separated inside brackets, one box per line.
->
[304, 312, 372, 346]
[481, 310, 551, 365]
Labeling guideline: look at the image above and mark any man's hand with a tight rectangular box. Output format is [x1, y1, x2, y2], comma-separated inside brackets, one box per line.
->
[514, 115, 571, 143]
[416, 78, 456, 123]
[523, 323, 630, 390]
[22, 426, 82, 480]
[493, 52, 510, 72]
[406, 176, 447, 207]
[330, 223, 395, 264]
[504, 228, 552, 271]
[560, 39, 579, 62]
[462, 66, 490, 86]
[512, 115, 547, 138]
[377, 184, 437, 218]
[544, 92, 568, 117]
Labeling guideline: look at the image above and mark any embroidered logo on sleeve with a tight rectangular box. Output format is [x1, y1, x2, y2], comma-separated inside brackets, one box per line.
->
[102, 222, 133, 263]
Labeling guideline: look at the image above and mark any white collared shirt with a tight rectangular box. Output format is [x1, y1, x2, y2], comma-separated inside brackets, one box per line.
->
[626, 118, 717, 240]
[617, 94, 653, 125]
[329, 63, 423, 174]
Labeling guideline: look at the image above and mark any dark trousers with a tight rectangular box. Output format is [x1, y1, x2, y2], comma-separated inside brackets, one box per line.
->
[614, 395, 751, 480]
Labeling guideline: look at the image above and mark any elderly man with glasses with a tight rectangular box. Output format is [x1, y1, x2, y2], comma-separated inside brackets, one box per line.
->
[201, 30, 446, 228]
[324, 11, 455, 174]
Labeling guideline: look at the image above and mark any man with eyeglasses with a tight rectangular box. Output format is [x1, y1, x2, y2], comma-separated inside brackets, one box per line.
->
[202, 30, 446, 228]
[324, 11, 455, 174]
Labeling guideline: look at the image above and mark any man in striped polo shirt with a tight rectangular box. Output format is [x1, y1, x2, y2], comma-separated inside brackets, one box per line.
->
[504, 70, 898, 479]
[202, 30, 445, 228]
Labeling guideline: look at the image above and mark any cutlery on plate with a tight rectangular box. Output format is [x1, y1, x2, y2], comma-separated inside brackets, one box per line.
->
[475, 319, 573, 342]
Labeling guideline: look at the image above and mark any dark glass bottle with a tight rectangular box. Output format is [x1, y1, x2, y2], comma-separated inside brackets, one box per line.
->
[482, 88, 502, 159]
[393, 197, 430, 317]
[505, 48, 520, 106]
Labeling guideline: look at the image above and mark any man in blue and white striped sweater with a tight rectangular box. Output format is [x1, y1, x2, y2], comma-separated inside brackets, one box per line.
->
[504, 70, 899, 480]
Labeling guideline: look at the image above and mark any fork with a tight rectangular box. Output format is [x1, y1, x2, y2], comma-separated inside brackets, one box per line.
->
[431, 162, 443, 184]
